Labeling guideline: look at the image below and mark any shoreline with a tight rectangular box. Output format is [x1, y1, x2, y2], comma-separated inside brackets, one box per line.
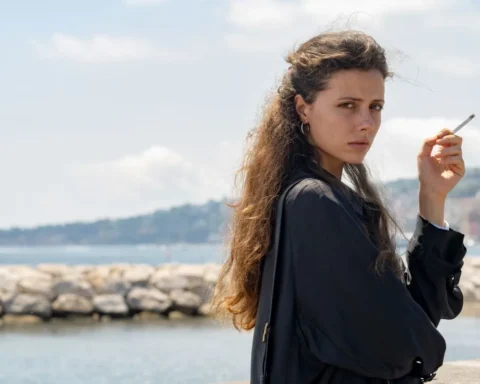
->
[0, 302, 478, 329]
[0, 259, 479, 326]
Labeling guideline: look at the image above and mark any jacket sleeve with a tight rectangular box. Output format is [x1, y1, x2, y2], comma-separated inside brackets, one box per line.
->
[285, 182, 447, 380]
[405, 216, 466, 326]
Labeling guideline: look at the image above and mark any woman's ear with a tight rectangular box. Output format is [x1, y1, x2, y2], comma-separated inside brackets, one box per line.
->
[294, 94, 309, 124]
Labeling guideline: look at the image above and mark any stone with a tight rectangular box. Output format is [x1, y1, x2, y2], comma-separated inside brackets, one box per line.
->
[169, 289, 202, 315]
[459, 281, 480, 301]
[2, 314, 43, 325]
[52, 294, 94, 315]
[198, 303, 213, 317]
[72, 265, 95, 275]
[204, 263, 222, 282]
[17, 276, 55, 300]
[176, 265, 206, 289]
[468, 258, 480, 268]
[168, 310, 186, 320]
[190, 282, 214, 305]
[469, 275, 480, 288]
[91, 277, 132, 296]
[123, 265, 155, 286]
[5, 266, 50, 280]
[54, 278, 94, 298]
[0, 270, 19, 304]
[126, 287, 172, 313]
[37, 264, 74, 278]
[5, 294, 52, 318]
[150, 269, 189, 293]
[93, 294, 129, 316]
[109, 264, 131, 278]
[85, 267, 111, 285]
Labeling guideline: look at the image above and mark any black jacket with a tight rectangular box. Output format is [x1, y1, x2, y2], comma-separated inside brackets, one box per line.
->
[250, 168, 466, 384]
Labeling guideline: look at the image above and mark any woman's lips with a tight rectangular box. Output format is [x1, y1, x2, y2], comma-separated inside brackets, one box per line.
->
[348, 142, 370, 149]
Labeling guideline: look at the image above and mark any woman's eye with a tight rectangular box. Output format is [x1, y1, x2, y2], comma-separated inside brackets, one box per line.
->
[339, 103, 383, 111]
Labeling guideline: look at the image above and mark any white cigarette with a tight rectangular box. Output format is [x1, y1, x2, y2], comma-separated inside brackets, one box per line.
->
[452, 114, 475, 134]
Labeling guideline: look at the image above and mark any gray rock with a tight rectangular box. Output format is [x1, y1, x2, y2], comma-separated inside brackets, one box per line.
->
[5, 294, 52, 318]
[203, 264, 221, 285]
[52, 294, 94, 315]
[4, 266, 50, 280]
[126, 287, 172, 313]
[150, 269, 189, 293]
[0, 270, 18, 304]
[176, 265, 206, 289]
[198, 303, 213, 317]
[37, 264, 74, 278]
[0, 270, 19, 291]
[470, 275, 480, 288]
[72, 265, 95, 275]
[54, 278, 94, 298]
[91, 277, 132, 296]
[18, 276, 55, 300]
[123, 265, 155, 286]
[459, 279, 479, 301]
[93, 294, 129, 316]
[190, 283, 214, 305]
[168, 310, 187, 320]
[169, 289, 202, 315]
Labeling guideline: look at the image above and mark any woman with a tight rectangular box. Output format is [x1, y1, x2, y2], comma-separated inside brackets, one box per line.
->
[213, 30, 467, 383]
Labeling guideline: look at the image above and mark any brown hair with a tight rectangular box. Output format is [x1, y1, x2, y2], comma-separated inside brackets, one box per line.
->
[212, 30, 404, 331]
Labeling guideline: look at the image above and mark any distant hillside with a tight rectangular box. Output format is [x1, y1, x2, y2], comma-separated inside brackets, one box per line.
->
[0, 200, 230, 246]
[0, 168, 478, 245]
[383, 168, 480, 199]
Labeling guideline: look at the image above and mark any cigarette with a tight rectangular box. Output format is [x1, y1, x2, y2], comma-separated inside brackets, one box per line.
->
[452, 114, 475, 134]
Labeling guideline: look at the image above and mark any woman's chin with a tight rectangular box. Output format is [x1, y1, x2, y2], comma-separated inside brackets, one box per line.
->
[343, 156, 366, 165]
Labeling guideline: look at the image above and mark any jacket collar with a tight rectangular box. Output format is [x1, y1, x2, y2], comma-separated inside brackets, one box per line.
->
[287, 164, 367, 216]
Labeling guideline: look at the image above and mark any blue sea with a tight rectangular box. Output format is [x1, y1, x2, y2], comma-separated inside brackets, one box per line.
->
[0, 244, 478, 384]
[0, 243, 478, 266]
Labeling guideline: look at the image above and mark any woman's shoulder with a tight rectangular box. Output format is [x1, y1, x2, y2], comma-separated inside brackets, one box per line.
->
[284, 177, 343, 212]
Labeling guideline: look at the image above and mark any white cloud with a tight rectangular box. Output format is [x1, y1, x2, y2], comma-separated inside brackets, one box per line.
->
[224, 33, 292, 54]
[426, 13, 480, 32]
[227, 0, 457, 30]
[72, 146, 231, 210]
[366, 117, 480, 182]
[228, 0, 298, 30]
[425, 56, 478, 78]
[302, 0, 453, 18]
[124, 0, 170, 6]
[33, 34, 190, 63]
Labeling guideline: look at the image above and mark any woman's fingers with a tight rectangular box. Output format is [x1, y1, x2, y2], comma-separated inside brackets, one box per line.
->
[435, 134, 463, 146]
[432, 144, 462, 158]
[438, 154, 464, 165]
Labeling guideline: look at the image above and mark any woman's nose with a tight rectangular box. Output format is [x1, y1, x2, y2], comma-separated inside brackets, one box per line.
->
[357, 111, 375, 131]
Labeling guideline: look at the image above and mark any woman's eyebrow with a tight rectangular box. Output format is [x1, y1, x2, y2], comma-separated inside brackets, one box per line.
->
[338, 97, 385, 103]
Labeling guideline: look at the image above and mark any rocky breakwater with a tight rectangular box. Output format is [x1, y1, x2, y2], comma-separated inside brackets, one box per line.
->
[458, 257, 480, 302]
[0, 263, 221, 324]
[0, 257, 479, 325]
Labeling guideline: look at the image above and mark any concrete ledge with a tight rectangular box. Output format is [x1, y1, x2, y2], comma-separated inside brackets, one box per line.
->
[216, 359, 480, 384]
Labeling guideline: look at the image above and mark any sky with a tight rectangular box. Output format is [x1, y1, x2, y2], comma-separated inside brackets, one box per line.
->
[0, 0, 479, 228]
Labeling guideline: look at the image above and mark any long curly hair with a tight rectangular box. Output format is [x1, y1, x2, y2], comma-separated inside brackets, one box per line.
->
[212, 30, 404, 331]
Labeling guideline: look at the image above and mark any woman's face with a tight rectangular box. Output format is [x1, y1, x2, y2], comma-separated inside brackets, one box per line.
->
[295, 69, 385, 178]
